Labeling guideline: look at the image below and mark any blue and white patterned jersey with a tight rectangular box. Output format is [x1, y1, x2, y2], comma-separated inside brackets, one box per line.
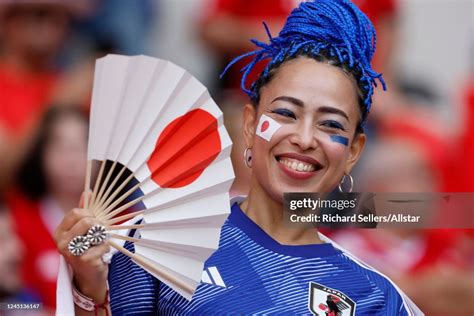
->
[108, 202, 422, 315]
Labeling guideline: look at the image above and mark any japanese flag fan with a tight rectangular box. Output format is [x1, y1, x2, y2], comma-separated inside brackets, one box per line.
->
[77, 54, 234, 300]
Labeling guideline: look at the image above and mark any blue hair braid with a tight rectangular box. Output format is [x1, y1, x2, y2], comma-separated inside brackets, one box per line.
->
[220, 0, 386, 122]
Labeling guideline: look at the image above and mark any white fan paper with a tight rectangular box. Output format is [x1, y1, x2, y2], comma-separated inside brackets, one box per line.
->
[84, 54, 235, 300]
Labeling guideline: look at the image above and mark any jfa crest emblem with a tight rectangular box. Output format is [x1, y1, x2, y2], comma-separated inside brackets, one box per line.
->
[308, 282, 356, 316]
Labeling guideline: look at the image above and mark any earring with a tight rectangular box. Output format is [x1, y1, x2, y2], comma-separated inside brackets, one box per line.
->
[243, 147, 252, 168]
[338, 173, 354, 193]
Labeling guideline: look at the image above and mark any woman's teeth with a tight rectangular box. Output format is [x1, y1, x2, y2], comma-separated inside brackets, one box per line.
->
[278, 157, 316, 172]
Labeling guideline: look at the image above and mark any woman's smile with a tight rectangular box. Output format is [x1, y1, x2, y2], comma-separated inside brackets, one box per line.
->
[275, 152, 323, 180]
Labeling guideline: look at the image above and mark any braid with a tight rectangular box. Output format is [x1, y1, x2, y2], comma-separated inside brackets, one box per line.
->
[220, 0, 386, 124]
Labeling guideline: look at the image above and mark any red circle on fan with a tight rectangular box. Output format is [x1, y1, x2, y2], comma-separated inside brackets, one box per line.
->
[261, 120, 270, 132]
[147, 109, 221, 188]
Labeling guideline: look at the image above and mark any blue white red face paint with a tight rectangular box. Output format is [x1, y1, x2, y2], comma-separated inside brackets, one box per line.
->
[256, 114, 282, 141]
[330, 135, 349, 146]
[256, 113, 349, 147]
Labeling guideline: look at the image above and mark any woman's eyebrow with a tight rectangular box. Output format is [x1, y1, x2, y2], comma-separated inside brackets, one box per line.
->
[271, 96, 350, 121]
[271, 96, 304, 107]
[317, 106, 349, 121]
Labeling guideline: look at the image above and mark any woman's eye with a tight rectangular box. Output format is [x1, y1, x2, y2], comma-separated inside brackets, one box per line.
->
[321, 120, 346, 131]
[271, 108, 296, 119]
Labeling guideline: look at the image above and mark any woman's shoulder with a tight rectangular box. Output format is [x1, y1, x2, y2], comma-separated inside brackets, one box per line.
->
[319, 232, 423, 315]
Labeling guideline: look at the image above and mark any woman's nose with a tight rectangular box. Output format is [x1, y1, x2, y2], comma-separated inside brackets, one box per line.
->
[290, 122, 317, 150]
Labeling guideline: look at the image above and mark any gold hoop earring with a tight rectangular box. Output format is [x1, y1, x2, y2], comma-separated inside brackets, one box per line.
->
[338, 173, 354, 193]
[243, 147, 252, 168]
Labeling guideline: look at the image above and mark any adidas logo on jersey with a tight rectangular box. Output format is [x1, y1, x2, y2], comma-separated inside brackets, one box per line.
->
[201, 266, 226, 287]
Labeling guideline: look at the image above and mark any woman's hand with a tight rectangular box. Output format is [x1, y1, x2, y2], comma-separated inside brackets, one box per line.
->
[54, 193, 110, 302]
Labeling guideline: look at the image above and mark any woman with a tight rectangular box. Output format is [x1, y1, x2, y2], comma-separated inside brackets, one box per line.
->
[9, 106, 88, 311]
[55, 0, 422, 314]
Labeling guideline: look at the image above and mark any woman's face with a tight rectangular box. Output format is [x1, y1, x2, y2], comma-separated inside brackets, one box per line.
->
[42, 114, 88, 198]
[243, 57, 366, 202]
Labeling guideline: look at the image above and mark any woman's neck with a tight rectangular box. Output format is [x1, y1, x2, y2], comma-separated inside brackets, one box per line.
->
[239, 176, 323, 246]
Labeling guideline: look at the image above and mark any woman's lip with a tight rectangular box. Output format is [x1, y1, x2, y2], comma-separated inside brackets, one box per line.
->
[277, 160, 318, 180]
[277, 152, 322, 166]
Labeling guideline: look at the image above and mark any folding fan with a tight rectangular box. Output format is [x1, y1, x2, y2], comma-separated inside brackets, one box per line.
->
[79, 54, 234, 300]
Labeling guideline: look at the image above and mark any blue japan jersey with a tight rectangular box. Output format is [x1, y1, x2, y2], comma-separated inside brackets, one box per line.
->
[108, 202, 422, 315]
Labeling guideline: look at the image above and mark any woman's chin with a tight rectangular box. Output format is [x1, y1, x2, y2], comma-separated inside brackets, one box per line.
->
[271, 182, 323, 198]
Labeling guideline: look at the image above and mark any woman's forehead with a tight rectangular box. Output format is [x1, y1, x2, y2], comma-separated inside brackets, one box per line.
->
[260, 58, 360, 116]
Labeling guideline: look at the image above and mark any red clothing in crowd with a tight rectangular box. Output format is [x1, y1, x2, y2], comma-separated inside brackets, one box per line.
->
[327, 228, 472, 277]
[0, 63, 57, 137]
[203, 0, 397, 25]
[445, 81, 474, 192]
[352, 0, 398, 24]
[8, 191, 61, 310]
[463, 83, 474, 191]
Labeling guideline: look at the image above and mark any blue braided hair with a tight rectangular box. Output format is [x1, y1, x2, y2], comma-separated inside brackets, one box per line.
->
[220, 0, 386, 128]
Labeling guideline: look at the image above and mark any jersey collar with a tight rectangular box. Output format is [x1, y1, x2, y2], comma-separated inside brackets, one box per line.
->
[228, 199, 342, 258]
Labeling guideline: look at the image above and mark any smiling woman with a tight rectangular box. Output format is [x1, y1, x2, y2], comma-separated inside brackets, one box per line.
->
[55, 0, 423, 315]
[243, 59, 365, 201]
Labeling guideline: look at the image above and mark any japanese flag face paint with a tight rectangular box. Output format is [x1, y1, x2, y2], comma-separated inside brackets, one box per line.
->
[330, 135, 349, 146]
[256, 114, 282, 142]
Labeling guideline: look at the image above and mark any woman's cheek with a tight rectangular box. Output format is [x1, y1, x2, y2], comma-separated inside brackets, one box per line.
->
[254, 123, 290, 153]
[255, 114, 283, 142]
[251, 126, 289, 180]
[315, 128, 349, 148]
[317, 134, 350, 165]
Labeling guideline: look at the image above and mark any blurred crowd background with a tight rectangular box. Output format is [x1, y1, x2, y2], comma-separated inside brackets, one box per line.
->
[0, 0, 472, 315]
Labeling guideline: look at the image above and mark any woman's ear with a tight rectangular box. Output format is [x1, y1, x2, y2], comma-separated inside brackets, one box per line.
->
[242, 103, 257, 148]
[345, 133, 366, 174]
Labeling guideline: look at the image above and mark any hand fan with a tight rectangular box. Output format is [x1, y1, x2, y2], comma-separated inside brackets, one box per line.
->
[79, 54, 234, 300]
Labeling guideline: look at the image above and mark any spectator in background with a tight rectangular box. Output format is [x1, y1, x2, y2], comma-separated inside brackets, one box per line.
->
[353, 0, 442, 133]
[7, 106, 88, 311]
[445, 81, 474, 192]
[0, 1, 73, 192]
[71, 0, 155, 55]
[0, 199, 25, 303]
[352, 0, 399, 82]
[0, 199, 47, 315]
[53, 0, 157, 109]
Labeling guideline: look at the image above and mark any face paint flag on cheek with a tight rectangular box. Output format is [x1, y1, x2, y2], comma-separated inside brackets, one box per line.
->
[256, 114, 282, 141]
